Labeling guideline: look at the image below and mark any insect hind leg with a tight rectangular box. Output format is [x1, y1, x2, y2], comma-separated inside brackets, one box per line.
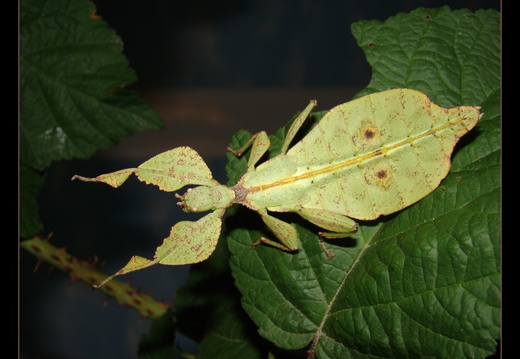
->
[255, 210, 299, 252]
[296, 207, 359, 259]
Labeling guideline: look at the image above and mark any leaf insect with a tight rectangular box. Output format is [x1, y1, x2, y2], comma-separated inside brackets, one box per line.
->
[72, 88, 482, 287]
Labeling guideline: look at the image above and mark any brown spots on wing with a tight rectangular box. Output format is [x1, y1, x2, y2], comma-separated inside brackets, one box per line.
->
[364, 166, 393, 190]
[363, 128, 377, 140]
[375, 169, 389, 180]
[351, 120, 384, 152]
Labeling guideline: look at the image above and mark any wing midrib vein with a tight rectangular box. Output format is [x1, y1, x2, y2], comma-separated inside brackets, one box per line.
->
[249, 117, 462, 193]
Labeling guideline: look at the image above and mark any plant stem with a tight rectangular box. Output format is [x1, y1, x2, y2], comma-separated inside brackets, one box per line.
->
[21, 236, 169, 319]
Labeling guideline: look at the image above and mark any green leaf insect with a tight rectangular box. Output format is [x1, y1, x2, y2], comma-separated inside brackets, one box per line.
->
[72, 88, 482, 287]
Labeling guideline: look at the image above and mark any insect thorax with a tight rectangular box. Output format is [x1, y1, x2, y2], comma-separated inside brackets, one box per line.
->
[177, 185, 235, 213]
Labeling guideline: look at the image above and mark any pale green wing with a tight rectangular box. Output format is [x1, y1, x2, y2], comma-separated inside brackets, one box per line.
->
[72, 146, 216, 191]
[284, 88, 481, 220]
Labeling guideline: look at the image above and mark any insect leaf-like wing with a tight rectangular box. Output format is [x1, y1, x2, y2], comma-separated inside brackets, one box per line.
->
[286, 88, 481, 220]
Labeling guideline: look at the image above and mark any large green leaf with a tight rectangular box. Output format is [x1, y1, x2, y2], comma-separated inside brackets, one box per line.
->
[352, 7, 500, 107]
[225, 7, 499, 359]
[138, 308, 177, 359]
[20, 0, 163, 237]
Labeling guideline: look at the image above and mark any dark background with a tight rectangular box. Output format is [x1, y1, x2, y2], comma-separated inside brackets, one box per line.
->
[20, 1, 500, 358]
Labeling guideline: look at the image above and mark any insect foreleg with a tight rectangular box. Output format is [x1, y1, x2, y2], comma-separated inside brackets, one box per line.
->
[227, 99, 316, 168]
[227, 131, 271, 170]
[280, 99, 317, 154]
[296, 207, 359, 235]
[296, 207, 359, 258]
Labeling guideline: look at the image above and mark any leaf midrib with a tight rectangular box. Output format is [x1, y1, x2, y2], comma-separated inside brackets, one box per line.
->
[308, 225, 380, 355]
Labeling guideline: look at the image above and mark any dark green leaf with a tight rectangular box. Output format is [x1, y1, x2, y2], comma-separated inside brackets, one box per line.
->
[19, 164, 45, 238]
[20, 0, 163, 237]
[138, 308, 177, 359]
[20, 0, 163, 170]
[351, 7, 500, 107]
[196, 300, 268, 359]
